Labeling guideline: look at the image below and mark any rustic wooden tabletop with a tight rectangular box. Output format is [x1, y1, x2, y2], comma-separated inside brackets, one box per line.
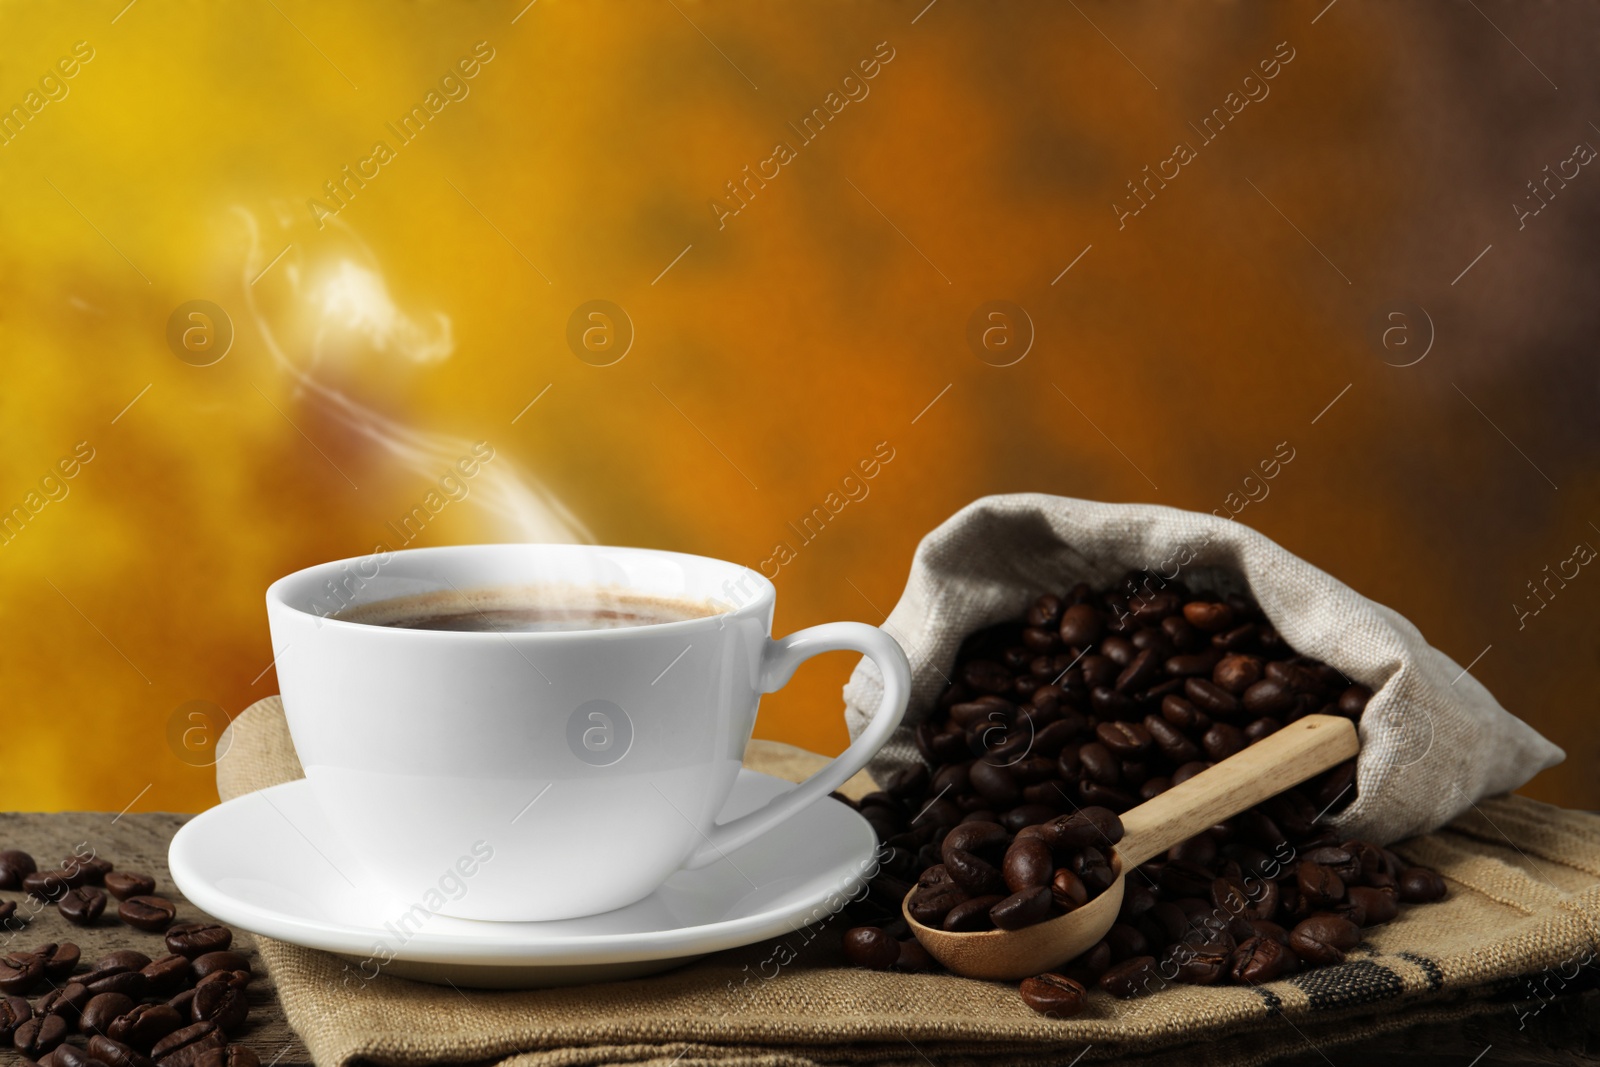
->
[2, 811, 1596, 1067]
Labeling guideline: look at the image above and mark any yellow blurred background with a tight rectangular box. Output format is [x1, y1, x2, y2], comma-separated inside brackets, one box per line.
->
[1, 1, 1595, 814]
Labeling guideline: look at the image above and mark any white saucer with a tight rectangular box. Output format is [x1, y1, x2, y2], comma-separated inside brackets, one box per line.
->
[169, 771, 877, 988]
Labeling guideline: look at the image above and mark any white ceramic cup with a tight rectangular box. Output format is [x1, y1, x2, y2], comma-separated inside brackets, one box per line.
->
[265, 544, 910, 922]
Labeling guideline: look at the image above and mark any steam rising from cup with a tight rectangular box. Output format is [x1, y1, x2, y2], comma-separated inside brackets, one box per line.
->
[235, 207, 588, 544]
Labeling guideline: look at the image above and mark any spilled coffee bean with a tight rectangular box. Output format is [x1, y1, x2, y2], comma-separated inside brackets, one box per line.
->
[166, 922, 231, 959]
[105, 871, 156, 901]
[0, 840, 262, 1064]
[57, 886, 107, 926]
[118, 895, 177, 932]
[1018, 972, 1087, 1017]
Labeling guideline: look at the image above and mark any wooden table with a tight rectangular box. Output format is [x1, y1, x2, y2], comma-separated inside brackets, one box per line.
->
[4, 811, 1597, 1067]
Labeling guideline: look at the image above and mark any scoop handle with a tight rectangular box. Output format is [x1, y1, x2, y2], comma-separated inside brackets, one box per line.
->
[1119, 714, 1359, 868]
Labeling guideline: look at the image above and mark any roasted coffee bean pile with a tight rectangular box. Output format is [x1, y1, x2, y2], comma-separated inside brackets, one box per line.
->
[840, 576, 1450, 1017]
[905, 806, 1125, 932]
[0, 847, 260, 1067]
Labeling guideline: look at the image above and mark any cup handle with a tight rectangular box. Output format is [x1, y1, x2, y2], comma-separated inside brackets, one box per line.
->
[683, 621, 912, 869]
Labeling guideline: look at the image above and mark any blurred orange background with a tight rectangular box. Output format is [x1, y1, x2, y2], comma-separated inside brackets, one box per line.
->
[1, 1, 1595, 814]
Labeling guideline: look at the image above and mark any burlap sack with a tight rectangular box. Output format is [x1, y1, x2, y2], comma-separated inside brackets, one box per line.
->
[842, 494, 1564, 845]
[218, 695, 1599, 1067]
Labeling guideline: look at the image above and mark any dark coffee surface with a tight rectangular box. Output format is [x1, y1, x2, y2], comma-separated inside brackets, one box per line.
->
[335, 588, 716, 633]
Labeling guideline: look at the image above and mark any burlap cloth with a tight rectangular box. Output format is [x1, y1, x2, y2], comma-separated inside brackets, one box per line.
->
[217, 696, 1600, 1067]
[841, 495, 1564, 847]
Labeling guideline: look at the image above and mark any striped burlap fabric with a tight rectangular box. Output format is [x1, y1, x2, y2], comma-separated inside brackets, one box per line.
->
[217, 697, 1600, 1067]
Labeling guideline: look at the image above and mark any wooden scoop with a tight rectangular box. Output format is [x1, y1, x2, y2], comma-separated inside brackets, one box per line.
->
[904, 713, 1359, 980]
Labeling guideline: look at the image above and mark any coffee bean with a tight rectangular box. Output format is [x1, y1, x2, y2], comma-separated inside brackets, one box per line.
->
[941, 895, 1004, 932]
[80, 991, 136, 1036]
[37, 984, 89, 1023]
[1243, 717, 1280, 743]
[34, 942, 80, 980]
[942, 820, 1009, 861]
[990, 886, 1053, 930]
[1288, 914, 1361, 966]
[967, 761, 1019, 806]
[0, 850, 35, 890]
[1182, 601, 1234, 632]
[1095, 721, 1152, 758]
[0, 951, 43, 994]
[1174, 940, 1232, 984]
[198, 969, 251, 991]
[50, 1045, 105, 1067]
[907, 884, 966, 927]
[1018, 972, 1087, 1017]
[141, 954, 193, 996]
[77, 961, 129, 986]
[1161, 612, 1202, 648]
[99, 950, 152, 972]
[90, 1035, 159, 1067]
[1304, 847, 1359, 884]
[1103, 922, 1149, 961]
[1212, 653, 1262, 694]
[1078, 742, 1120, 785]
[1088, 686, 1135, 718]
[942, 849, 1004, 896]
[110, 1002, 185, 1050]
[119, 895, 177, 932]
[1160, 694, 1207, 732]
[1242, 679, 1295, 715]
[1058, 604, 1102, 646]
[1212, 875, 1262, 921]
[59, 885, 107, 926]
[1142, 715, 1200, 764]
[1077, 855, 1116, 894]
[1184, 677, 1240, 716]
[1264, 661, 1314, 693]
[1296, 862, 1345, 908]
[1026, 594, 1064, 629]
[1229, 935, 1293, 983]
[64, 855, 113, 886]
[1099, 955, 1160, 998]
[842, 927, 900, 970]
[105, 872, 158, 902]
[1162, 652, 1213, 678]
[895, 938, 933, 972]
[1002, 837, 1054, 892]
[190, 952, 249, 981]
[0, 994, 30, 1041]
[1011, 755, 1058, 787]
[1202, 722, 1245, 761]
[1233, 809, 1287, 849]
[1021, 626, 1059, 652]
[89, 970, 150, 1000]
[1346, 885, 1399, 926]
[1337, 684, 1371, 717]
[1050, 868, 1088, 910]
[22, 871, 69, 902]
[151, 1020, 225, 1066]
[13, 1012, 67, 1056]
[1398, 867, 1447, 903]
[167, 989, 197, 1017]
[195, 1047, 262, 1067]
[1114, 648, 1163, 693]
[190, 982, 248, 1034]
